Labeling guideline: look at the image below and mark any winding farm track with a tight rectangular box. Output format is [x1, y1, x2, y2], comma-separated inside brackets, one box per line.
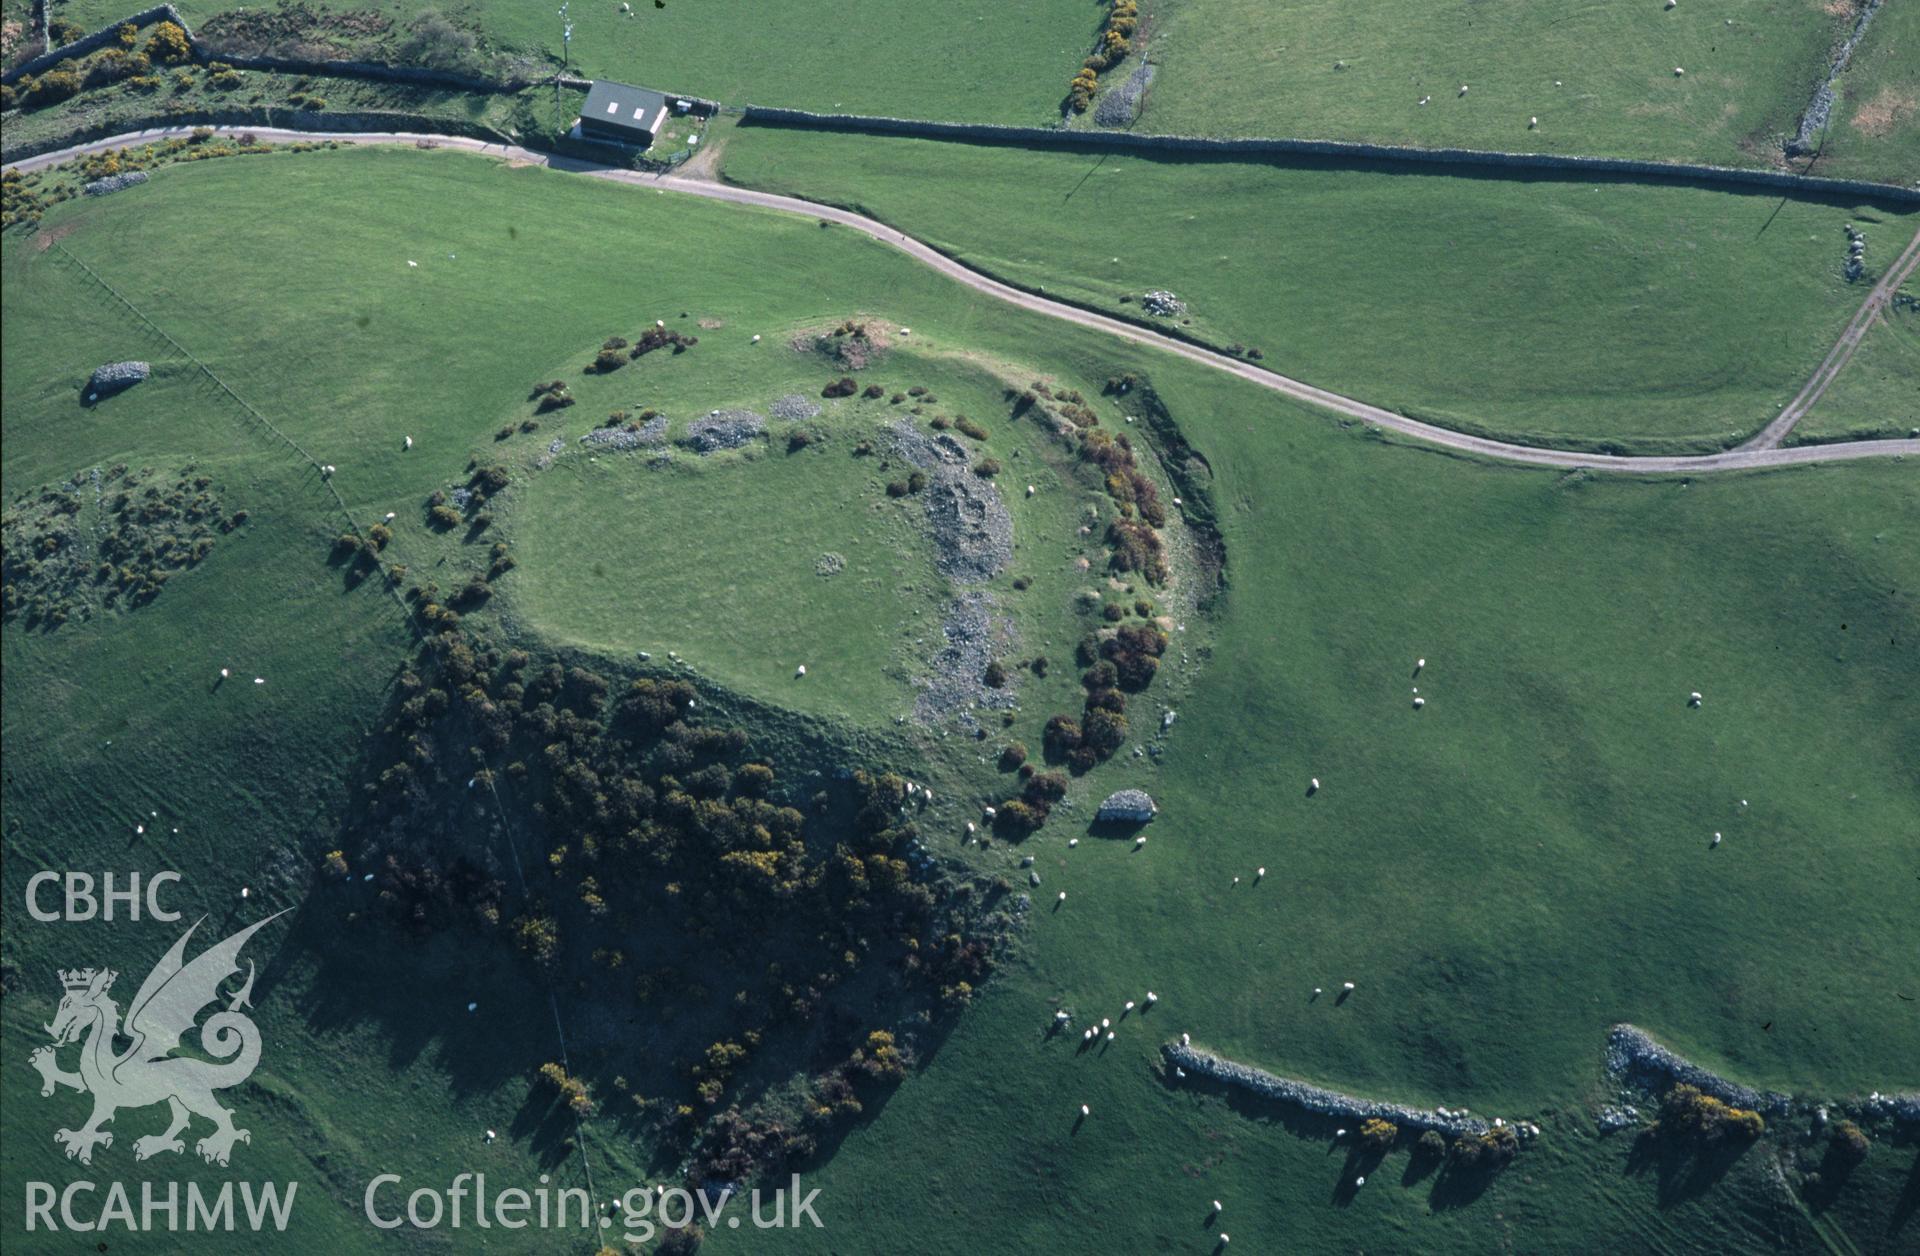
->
[10, 127, 1918, 474]
[1740, 219, 1920, 450]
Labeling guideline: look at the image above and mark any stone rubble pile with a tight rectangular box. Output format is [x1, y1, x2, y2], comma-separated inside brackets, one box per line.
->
[1142, 290, 1185, 316]
[83, 170, 150, 197]
[1605, 1024, 1790, 1116]
[1164, 1041, 1493, 1136]
[769, 393, 823, 421]
[581, 413, 669, 449]
[685, 409, 766, 452]
[892, 421, 1012, 583]
[912, 590, 1017, 731]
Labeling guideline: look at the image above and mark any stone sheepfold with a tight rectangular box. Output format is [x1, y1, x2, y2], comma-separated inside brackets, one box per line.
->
[1164, 1042, 1492, 1136]
[1096, 789, 1157, 822]
[1605, 1024, 1790, 1116]
[87, 361, 150, 395]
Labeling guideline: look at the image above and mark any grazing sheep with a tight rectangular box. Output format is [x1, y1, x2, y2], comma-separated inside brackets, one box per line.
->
[404, 436, 414, 450]
[1343, 981, 1356, 991]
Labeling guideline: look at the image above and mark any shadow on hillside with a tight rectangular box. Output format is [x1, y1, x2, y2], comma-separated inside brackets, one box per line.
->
[1624, 1126, 1754, 1207]
[733, 117, 1910, 213]
[1884, 1141, 1920, 1239]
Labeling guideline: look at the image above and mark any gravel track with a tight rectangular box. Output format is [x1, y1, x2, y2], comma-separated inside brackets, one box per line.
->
[11, 127, 1917, 472]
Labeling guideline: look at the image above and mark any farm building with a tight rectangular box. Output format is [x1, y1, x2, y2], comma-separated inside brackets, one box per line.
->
[578, 80, 672, 147]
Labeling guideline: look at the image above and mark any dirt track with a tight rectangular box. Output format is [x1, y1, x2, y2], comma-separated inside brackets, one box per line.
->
[10, 127, 1917, 475]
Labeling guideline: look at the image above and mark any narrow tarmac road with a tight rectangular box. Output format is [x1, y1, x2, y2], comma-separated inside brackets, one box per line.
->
[10, 127, 1917, 475]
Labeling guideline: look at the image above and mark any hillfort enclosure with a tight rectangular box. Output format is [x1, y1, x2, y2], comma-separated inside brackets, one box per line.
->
[3, 2, 1915, 1253]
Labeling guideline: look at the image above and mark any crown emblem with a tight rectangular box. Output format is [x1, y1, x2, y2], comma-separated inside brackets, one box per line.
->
[59, 968, 109, 991]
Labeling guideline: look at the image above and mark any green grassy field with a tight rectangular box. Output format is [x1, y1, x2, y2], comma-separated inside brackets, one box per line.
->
[4, 146, 1917, 1252]
[1791, 284, 1920, 444]
[47, 0, 1098, 124]
[510, 349, 1121, 730]
[1810, 0, 1920, 194]
[1132, 0, 1916, 185]
[720, 123, 1917, 454]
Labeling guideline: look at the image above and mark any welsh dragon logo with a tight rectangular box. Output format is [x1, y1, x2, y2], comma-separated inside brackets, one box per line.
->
[29, 912, 285, 1167]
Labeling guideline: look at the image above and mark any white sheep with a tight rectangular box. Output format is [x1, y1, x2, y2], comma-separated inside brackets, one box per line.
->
[1413, 697, 1426, 709]
[1101, 1018, 1111, 1029]
[1134, 835, 1147, 846]
[1309, 777, 1320, 793]
[796, 664, 807, 677]
[1068, 838, 1079, 848]
[1058, 891, 1067, 903]
[240, 887, 250, 899]
[1146, 991, 1158, 1003]
[1080, 1104, 1090, 1116]
[1355, 1176, 1366, 1187]
[751, 334, 761, 343]
[253, 677, 265, 685]
[1256, 867, 1266, 879]
[404, 436, 413, 450]
[468, 1001, 478, 1012]
[1343, 981, 1356, 991]
[220, 668, 230, 679]
[1124, 1000, 1135, 1011]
